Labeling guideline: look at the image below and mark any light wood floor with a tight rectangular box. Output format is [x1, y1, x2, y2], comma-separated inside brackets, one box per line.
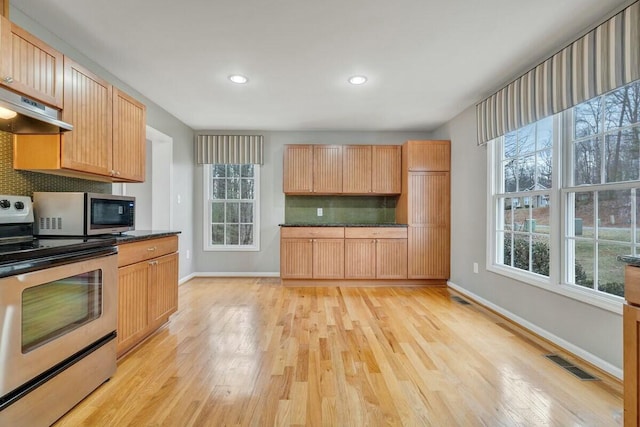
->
[56, 278, 622, 426]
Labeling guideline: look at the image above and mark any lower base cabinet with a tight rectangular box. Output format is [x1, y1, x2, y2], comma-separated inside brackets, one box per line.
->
[117, 235, 179, 357]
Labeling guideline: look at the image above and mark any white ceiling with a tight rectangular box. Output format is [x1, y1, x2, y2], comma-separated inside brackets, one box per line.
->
[11, 0, 632, 132]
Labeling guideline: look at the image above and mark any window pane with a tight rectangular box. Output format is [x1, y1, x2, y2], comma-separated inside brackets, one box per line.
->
[213, 164, 226, 178]
[240, 224, 253, 245]
[518, 156, 535, 191]
[504, 133, 517, 158]
[225, 224, 239, 245]
[604, 129, 640, 183]
[211, 202, 224, 223]
[605, 82, 640, 131]
[227, 178, 240, 199]
[512, 235, 530, 271]
[574, 240, 594, 288]
[532, 235, 550, 276]
[536, 149, 552, 189]
[531, 195, 550, 235]
[518, 123, 536, 154]
[536, 116, 553, 150]
[574, 138, 601, 185]
[211, 224, 225, 245]
[240, 202, 253, 223]
[500, 198, 514, 231]
[226, 202, 239, 223]
[227, 164, 241, 177]
[212, 179, 226, 199]
[596, 242, 627, 297]
[503, 232, 513, 267]
[241, 164, 254, 177]
[574, 98, 601, 138]
[513, 197, 528, 230]
[503, 160, 517, 192]
[574, 192, 594, 238]
[241, 179, 254, 199]
[598, 190, 631, 242]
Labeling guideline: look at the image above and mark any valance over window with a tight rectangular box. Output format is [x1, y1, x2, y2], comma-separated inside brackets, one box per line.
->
[196, 135, 264, 164]
[476, 1, 639, 145]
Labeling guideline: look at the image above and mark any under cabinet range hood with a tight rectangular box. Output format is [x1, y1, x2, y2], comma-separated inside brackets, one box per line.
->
[0, 86, 72, 134]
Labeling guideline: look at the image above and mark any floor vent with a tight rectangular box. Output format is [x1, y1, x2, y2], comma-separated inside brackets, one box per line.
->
[451, 295, 471, 305]
[544, 354, 599, 381]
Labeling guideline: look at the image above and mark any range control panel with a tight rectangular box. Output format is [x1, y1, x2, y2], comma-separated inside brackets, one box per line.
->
[0, 195, 33, 224]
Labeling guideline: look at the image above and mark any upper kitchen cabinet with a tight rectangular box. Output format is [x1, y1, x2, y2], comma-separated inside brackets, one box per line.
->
[313, 145, 342, 193]
[283, 144, 313, 193]
[13, 58, 147, 183]
[405, 140, 450, 172]
[113, 88, 146, 182]
[343, 145, 401, 194]
[0, 16, 63, 108]
[61, 58, 113, 177]
[283, 144, 342, 194]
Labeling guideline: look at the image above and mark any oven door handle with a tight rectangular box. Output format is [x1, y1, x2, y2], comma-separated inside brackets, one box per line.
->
[0, 246, 118, 278]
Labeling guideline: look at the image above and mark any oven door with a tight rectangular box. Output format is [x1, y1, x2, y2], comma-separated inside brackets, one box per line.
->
[0, 252, 117, 398]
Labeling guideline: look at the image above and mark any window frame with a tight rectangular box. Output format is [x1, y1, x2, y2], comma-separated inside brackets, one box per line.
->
[487, 113, 623, 314]
[203, 164, 261, 252]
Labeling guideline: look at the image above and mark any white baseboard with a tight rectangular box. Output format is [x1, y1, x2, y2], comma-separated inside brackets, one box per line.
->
[447, 280, 622, 380]
[178, 273, 198, 285]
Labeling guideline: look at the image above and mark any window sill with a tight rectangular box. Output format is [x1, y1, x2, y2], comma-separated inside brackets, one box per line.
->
[486, 264, 623, 315]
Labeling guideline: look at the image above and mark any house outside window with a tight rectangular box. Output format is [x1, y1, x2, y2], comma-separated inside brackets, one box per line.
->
[204, 164, 260, 251]
[488, 79, 640, 304]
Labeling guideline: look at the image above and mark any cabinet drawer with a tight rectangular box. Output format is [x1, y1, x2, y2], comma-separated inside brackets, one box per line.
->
[118, 235, 178, 267]
[345, 227, 407, 239]
[280, 227, 344, 239]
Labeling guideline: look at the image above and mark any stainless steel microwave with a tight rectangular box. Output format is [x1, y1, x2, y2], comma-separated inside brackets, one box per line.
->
[33, 192, 135, 236]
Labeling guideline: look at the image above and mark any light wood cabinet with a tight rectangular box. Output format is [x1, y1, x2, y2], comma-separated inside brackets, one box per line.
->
[0, 16, 63, 108]
[313, 145, 342, 193]
[342, 145, 401, 194]
[13, 59, 146, 183]
[624, 265, 640, 426]
[284, 144, 401, 195]
[113, 88, 146, 181]
[280, 227, 344, 279]
[282, 227, 407, 282]
[62, 57, 113, 177]
[117, 235, 179, 358]
[343, 145, 372, 194]
[397, 140, 450, 281]
[372, 145, 401, 193]
[283, 145, 313, 193]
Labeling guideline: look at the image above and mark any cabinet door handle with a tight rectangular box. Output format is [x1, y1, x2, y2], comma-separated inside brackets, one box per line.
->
[2, 76, 13, 84]
[148, 260, 157, 266]
[147, 247, 157, 252]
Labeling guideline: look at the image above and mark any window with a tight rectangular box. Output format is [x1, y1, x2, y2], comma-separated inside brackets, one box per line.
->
[489, 79, 640, 304]
[204, 164, 260, 251]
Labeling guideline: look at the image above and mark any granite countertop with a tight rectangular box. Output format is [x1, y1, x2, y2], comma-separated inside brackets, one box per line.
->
[114, 230, 181, 243]
[618, 255, 640, 267]
[279, 223, 408, 227]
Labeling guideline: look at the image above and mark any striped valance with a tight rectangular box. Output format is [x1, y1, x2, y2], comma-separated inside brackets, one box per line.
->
[477, 1, 639, 145]
[196, 135, 264, 164]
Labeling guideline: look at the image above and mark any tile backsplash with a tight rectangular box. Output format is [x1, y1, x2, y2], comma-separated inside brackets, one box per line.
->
[285, 195, 397, 224]
[0, 131, 111, 196]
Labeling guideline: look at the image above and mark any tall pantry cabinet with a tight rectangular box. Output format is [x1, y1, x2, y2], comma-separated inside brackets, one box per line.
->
[396, 140, 450, 281]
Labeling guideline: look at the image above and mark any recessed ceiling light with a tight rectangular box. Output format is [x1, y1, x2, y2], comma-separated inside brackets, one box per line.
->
[229, 75, 248, 84]
[348, 75, 368, 85]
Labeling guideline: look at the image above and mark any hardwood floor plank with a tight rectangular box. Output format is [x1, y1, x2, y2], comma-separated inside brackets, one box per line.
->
[54, 278, 622, 426]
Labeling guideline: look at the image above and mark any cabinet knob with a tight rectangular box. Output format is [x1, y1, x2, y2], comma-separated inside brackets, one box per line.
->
[116, 171, 121, 176]
[2, 76, 13, 84]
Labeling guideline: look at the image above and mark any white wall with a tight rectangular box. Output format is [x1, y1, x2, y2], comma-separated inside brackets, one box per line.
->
[12, 8, 196, 280]
[432, 105, 623, 376]
[194, 131, 432, 275]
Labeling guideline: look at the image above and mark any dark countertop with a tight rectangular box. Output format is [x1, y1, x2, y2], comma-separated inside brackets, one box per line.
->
[114, 230, 181, 243]
[279, 223, 408, 227]
[618, 255, 640, 267]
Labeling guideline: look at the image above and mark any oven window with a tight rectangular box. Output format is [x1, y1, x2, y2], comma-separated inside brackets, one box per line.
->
[21, 270, 102, 353]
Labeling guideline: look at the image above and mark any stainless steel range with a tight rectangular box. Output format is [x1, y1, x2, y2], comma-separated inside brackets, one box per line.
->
[0, 195, 118, 426]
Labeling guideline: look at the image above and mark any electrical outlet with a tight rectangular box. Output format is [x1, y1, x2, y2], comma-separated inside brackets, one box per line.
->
[317, 208, 323, 217]
[473, 262, 479, 274]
